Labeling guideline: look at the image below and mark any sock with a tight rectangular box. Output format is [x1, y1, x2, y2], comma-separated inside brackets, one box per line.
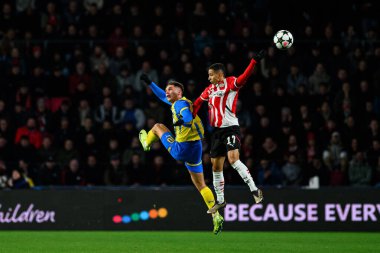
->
[213, 171, 225, 204]
[200, 187, 219, 218]
[200, 186, 216, 209]
[231, 160, 258, 192]
[146, 130, 159, 147]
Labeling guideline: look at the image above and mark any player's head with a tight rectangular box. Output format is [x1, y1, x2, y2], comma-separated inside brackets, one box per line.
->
[165, 80, 184, 103]
[208, 63, 226, 84]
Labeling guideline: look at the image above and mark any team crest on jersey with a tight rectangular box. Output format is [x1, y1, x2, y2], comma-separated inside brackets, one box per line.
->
[166, 136, 175, 143]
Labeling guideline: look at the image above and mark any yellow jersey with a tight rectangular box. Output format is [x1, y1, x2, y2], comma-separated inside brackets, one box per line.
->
[171, 97, 204, 142]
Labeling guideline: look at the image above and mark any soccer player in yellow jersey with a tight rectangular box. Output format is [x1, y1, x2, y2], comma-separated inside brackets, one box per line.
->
[139, 74, 223, 235]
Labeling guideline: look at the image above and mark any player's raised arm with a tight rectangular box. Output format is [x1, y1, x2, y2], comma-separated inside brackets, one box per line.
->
[236, 50, 265, 88]
[140, 74, 171, 105]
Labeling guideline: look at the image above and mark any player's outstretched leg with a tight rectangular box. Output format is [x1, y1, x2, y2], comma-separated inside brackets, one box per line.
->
[208, 158, 227, 214]
[139, 126, 160, 151]
[190, 170, 224, 235]
[231, 159, 264, 203]
[200, 187, 224, 234]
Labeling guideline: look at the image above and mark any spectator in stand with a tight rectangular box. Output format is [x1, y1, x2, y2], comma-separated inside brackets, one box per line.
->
[8, 168, 32, 189]
[45, 66, 69, 109]
[56, 139, 79, 168]
[333, 82, 357, 123]
[308, 63, 331, 95]
[33, 97, 53, 133]
[346, 138, 360, 161]
[0, 137, 12, 163]
[122, 136, 145, 166]
[105, 138, 121, 161]
[323, 131, 347, 168]
[305, 158, 329, 186]
[256, 158, 283, 186]
[348, 151, 372, 186]
[15, 117, 42, 149]
[62, 158, 84, 185]
[89, 46, 110, 72]
[68, 61, 91, 96]
[329, 153, 349, 186]
[38, 156, 61, 186]
[0, 118, 13, 145]
[146, 155, 170, 186]
[126, 153, 146, 186]
[94, 97, 120, 125]
[144, 100, 166, 125]
[367, 139, 380, 169]
[365, 119, 380, 147]
[108, 45, 130, 76]
[54, 117, 75, 147]
[13, 135, 37, 165]
[80, 132, 102, 162]
[63, 0, 82, 27]
[9, 47, 27, 75]
[77, 100, 93, 127]
[37, 135, 56, 163]
[41, 2, 61, 33]
[52, 100, 76, 128]
[82, 2, 104, 34]
[116, 66, 136, 96]
[282, 154, 303, 186]
[90, 64, 118, 104]
[104, 154, 127, 185]
[0, 160, 8, 189]
[286, 64, 307, 95]
[134, 61, 159, 93]
[83, 154, 104, 186]
[258, 137, 282, 165]
[119, 98, 146, 129]
[284, 134, 306, 167]
[0, 100, 8, 119]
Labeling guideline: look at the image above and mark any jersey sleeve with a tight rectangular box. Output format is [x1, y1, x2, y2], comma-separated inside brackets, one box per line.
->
[227, 76, 239, 91]
[200, 86, 211, 101]
[174, 100, 192, 127]
[235, 58, 257, 90]
[150, 82, 171, 105]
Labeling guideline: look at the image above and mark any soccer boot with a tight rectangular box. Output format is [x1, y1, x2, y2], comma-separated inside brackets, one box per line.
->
[139, 129, 150, 151]
[253, 188, 263, 203]
[207, 201, 227, 214]
[213, 213, 224, 235]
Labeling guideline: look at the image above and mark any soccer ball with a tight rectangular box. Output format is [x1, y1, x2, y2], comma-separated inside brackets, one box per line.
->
[273, 30, 293, 50]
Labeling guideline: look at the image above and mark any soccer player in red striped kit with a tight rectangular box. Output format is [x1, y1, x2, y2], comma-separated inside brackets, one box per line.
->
[192, 50, 265, 214]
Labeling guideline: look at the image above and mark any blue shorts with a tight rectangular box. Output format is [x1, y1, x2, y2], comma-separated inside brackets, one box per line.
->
[161, 132, 203, 173]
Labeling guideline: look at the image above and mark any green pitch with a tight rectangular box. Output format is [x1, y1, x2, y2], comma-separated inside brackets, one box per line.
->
[1, 231, 379, 253]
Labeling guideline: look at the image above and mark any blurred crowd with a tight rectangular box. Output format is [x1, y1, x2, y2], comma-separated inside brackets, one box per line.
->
[0, 0, 380, 189]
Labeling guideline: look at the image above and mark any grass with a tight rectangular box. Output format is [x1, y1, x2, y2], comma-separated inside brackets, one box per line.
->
[1, 231, 379, 253]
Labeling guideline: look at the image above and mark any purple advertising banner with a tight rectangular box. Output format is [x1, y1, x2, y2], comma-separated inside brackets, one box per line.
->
[224, 203, 380, 222]
[0, 204, 56, 224]
[0, 187, 379, 231]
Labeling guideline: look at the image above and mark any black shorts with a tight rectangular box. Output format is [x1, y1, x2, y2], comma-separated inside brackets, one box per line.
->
[210, 126, 241, 158]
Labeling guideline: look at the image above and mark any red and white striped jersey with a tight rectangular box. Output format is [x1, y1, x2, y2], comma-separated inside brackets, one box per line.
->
[200, 76, 240, 128]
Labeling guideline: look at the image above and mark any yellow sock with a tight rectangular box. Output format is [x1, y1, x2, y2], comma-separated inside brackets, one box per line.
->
[200, 187, 216, 210]
[146, 130, 159, 146]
